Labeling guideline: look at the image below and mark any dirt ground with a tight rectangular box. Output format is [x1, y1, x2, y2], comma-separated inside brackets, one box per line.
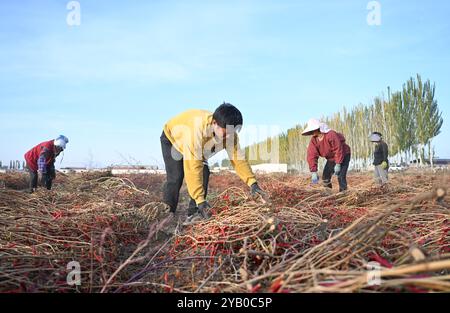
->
[0, 169, 449, 293]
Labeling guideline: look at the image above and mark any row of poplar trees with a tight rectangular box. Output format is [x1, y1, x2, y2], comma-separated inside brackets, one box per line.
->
[245, 74, 444, 171]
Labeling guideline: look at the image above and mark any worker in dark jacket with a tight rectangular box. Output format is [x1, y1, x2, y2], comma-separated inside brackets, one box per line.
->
[24, 135, 69, 193]
[302, 119, 351, 192]
[369, 132, 389, 185]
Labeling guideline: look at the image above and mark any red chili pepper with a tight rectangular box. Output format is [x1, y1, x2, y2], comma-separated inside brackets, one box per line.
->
[250, 284, 262, 293]
[270, 278, 283, 293]
[209, 245, 219, 264]
[406, 286, 428, 293]
[370, 253, 393, 268]
[276, 243, 292, 248]
[5, 288, 24, 293]
[93, 250, 103, 263]
[51, 211, 63, 220]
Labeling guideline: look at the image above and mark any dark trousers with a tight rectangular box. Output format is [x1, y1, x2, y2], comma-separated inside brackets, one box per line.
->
[28, 168, 38, 191]
[322, 153, 351, 192]
[27, 165, 53, 192]
[161, 131, 210, 215]
[42, 173, 53, 190]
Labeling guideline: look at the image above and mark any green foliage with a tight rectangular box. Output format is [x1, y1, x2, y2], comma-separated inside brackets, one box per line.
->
[246, 74, 443, 170]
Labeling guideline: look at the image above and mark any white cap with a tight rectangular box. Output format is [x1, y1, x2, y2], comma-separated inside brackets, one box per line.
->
[54, 135, 69, 150]
[302, 118, 331, 136]
[369, 133, 381, 142]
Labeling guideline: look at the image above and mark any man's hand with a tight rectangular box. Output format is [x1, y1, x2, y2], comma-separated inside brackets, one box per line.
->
[334, 164, 341, 176]
[381, 161, 388, 170]
[197, 201, 212, 219]
[251, 183, 267, 197]
[311, 172, 319, 184]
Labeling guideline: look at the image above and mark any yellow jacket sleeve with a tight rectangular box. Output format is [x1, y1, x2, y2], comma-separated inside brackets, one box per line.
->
[182, 130, 207, 205]
[228, 134, 257, 187]
[183, 158, 206, 205]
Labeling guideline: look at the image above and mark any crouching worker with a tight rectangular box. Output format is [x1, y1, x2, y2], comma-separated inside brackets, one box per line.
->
[302, 119, 351, 192]
[369, 132, 389, 185]
[161, 103, 266, 224]
[24, 135, 69, 193]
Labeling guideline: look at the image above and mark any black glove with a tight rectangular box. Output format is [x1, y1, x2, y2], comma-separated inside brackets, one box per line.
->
[251, 183, 267, 197]
[197, 201, 212, 219]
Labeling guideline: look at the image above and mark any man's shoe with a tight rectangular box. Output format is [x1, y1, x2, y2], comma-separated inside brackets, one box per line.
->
[183, 213, 204, 226]
[197, 206, 211, 219]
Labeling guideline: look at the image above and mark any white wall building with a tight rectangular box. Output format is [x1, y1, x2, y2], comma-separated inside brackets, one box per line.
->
[210, 166, 232, 173]
[59, 167, 89, 174]
[111, 168, 166, 175]
[109, 165, 165, 175]
[251, 163, 288, 174]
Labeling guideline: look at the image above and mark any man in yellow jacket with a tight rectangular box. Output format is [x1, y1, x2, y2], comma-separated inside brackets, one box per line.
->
[161, 103, 266, 224]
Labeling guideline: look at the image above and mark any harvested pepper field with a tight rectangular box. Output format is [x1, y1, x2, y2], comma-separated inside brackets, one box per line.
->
[0, 170, 449, 293]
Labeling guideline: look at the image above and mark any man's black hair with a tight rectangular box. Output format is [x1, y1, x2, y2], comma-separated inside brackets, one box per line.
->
[372, 131, 383, 137]
[213, 102, 243, 129]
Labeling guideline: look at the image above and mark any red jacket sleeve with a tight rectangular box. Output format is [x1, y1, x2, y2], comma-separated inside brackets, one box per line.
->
[328, 131, 345, 164]
[307, 139, 320, 172]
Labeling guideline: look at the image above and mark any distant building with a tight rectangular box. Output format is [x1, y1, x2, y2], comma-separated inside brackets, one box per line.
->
[433, 158, 450, 165]
[60, 167, 89, 174]
[410, 158, 450, 166]
[109, 165, 165, 175]
[251, 163, 288, 174]
[210, 166, 232, 173]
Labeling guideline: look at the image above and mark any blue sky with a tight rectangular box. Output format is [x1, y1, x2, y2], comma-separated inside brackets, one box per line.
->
[1, 0, 449, 168]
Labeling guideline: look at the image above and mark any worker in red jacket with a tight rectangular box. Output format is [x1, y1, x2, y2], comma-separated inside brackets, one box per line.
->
[24, 135, 69, 193]
[302, 119, 351, 192]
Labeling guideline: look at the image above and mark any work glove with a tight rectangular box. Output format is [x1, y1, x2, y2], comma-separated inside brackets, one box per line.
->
[197, 201, 212, 219]
[381, 161, 388, 170]
[334, 164, 341, 176]
[251, 183, 267, 198]
[311, 172, 319, 184]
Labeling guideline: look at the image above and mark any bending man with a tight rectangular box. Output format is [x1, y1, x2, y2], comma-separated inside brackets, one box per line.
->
[161, 103, 266, 224]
